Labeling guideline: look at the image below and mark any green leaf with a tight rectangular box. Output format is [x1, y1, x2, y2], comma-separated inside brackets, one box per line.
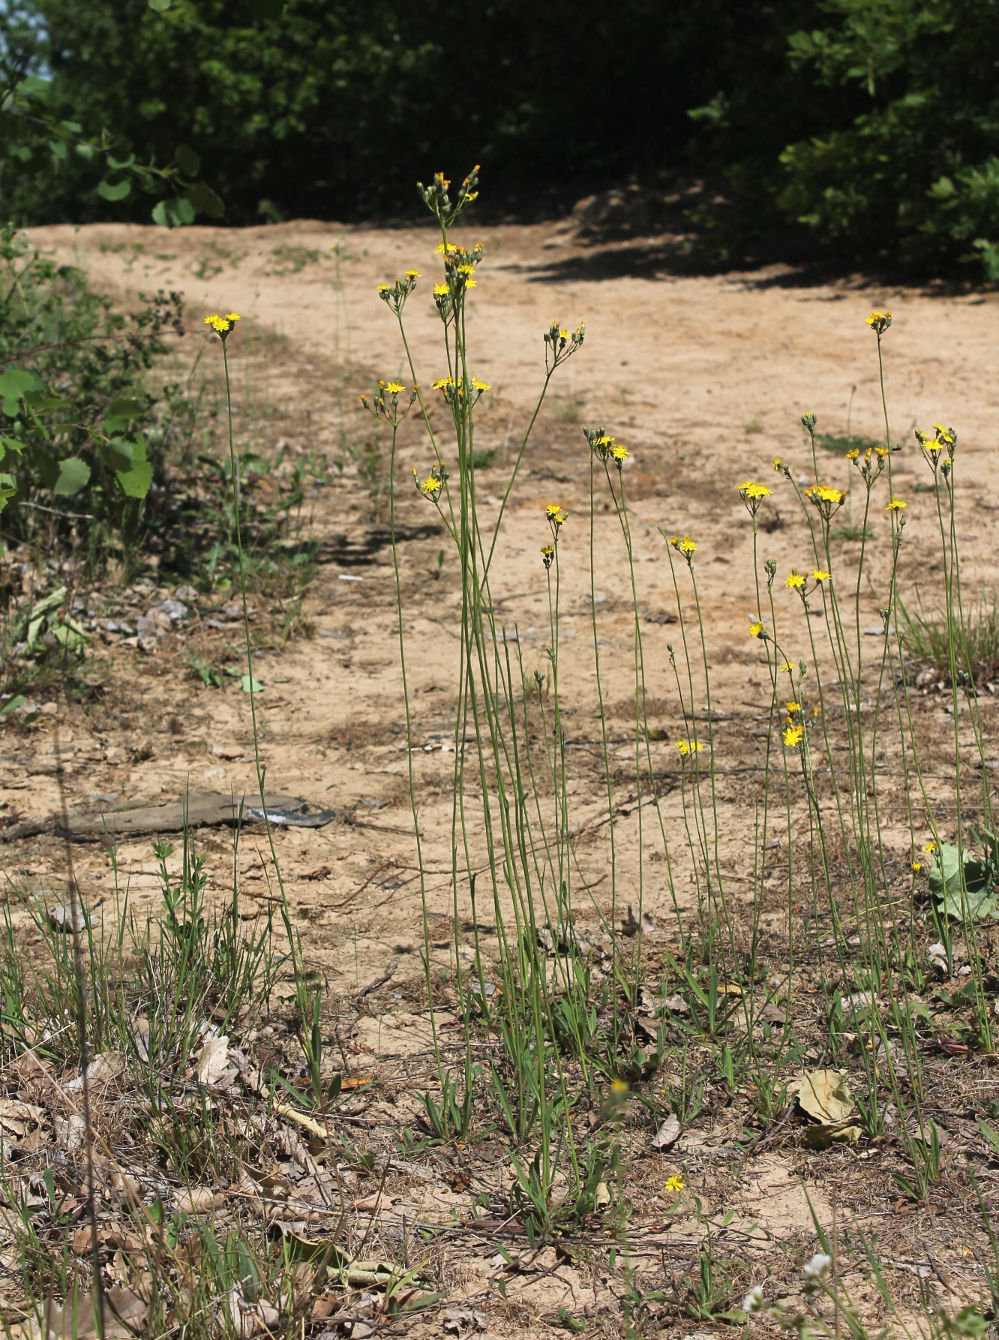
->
[148, 0, 172, 9]
[0, 695, 28, 717]
[0, 369, 42, 415]
[97, 178, 132, 202]
[0, 435, 25, 462]
[174, 143, 200, 177]
[115, 438, 152, 498]
[102, 438, 135, 471]
[0, 472, 16, 511]
[107, 398, 145, 420]
[240, 675, 264, 693]
[185, 180, 225, 219]
[52, 457, 91, 496]
[106, 153, 136, 171]
[151, 197, 196, 228]
[23, 391, 71, 413]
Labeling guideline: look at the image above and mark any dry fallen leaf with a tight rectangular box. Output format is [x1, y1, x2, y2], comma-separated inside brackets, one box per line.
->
[195, 1035, 232, 1086]
[651, 1114, 682, 1150]
[796, 1069, 854, 1125]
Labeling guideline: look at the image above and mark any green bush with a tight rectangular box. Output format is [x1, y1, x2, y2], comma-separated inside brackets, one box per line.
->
[0, 224, 187, 569]
[777, 0, 999, 277]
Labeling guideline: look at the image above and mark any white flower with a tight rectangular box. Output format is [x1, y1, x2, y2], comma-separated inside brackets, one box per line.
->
[742, 1285, 765, 1313]
[803, 1252, 832, 1281]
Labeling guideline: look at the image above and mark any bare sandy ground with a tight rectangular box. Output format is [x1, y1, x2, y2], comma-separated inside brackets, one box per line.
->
[3, 208, 999, 1334]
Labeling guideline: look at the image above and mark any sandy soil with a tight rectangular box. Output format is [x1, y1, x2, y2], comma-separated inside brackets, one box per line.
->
[3, 206, 999, 1335]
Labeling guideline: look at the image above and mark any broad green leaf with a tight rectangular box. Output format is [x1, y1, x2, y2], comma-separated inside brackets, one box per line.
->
[102, 438, 135, 471]
[240, 675, 264, 693]
[108, 398, 145, 419]
[0, 695, 27, 717]
[52, 457, 91, 496]
[0, 369, 42, 415]
[174, 143, 200, 177]
[148, 0, 172, 9]
[0, 435, 25, 461]
[151, 200, 170, 228]
[48, 139, 68, 161]
[97, 178, 132, 202]
[23, 391, 71, 413]
[185, 180, 225, 219]
[106, 153, 136, 171]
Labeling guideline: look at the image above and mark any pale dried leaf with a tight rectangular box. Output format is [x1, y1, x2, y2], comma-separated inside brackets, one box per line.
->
[195, 1035, 232, 1085]
[796, 1069, 854, 1124]
[651, 1114, 682, 1150]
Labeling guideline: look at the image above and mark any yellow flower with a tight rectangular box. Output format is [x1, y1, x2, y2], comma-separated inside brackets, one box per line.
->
[846, 448, 860, 460]
[382, 381, 406, 394]
[810, 569, 830, 582]
[546, 503, 567, 527]
[805, 484, 845, 505]
[433, 282, 449, 297]
[886, 497, 907, 511]
[924, 840, 937, 853]
[779, 660, 797, 672]
[419, 475, 442, 496]
[738, 481, 773, 500]
[676, 740, 703, 756]
[203, 312, 240, 337]
[610, 1077, 629, 1094]
[665, 1175, 684, 1194]
[540, 543, 555, 568]
[470, 375, 491, 391]
[749, 621, 764, 639]
[669, 535, 697, 554]
[404, 268, 421, 279]
[772, 457, 784, 471]
[783, 723, 803, 748]
[432, 376, 455, 390]
[610, 444, 630, 462]
[435, 242, 459, 255]
[786, 701, 801, 715]
[377, 283, 390, 293]
[786, 571, 806, 590]
[912, 861, 923, 872]
[866, 309, 893, 333]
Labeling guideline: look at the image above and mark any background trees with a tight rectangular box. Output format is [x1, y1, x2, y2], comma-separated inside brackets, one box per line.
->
[2, 0, 997, 279]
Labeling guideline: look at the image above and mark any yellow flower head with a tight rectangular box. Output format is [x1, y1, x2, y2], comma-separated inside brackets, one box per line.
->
[779, 660, 797, 672]
[546, 503, 567, 527]
[610, 444, 630, 463]
[420, 475, 442, 496]
[783, 723, 804, 748]
[432, 376, 455, 390]
[382, 381, 406, 395]
[204, 312, 240, 338]
[846, 448, 860, 460]
[404, 268, 421, 279]
[912, 861, 923, 872]
[886, 497, 907, 511]
[810, 569, 830, 582]
[665, 1175, 684, 1194]
[924, 840, 937, 853]
[738, 481, 773, 500]
[786, 701, 801, 715]
[786, 571, 806, 590]
[805, 484, 845, 506]
[669, 535, 697, 554]
[675, 740, 703, 756]
[470, 375, 491, 392]
[749, 621, 765, 639]
[866, 309, 893, 334]
[772, 457, 783, 471]
[433, 282, 449, 297]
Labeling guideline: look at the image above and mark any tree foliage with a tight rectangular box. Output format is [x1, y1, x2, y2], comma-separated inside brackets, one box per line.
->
[2, 0, 998, 278]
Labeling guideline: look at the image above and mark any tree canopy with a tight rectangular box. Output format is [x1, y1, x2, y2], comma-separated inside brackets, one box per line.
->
[2, 0, 997, 279]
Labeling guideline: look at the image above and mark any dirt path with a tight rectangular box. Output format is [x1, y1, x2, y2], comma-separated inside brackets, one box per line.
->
[4, 211, 999, 1333]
